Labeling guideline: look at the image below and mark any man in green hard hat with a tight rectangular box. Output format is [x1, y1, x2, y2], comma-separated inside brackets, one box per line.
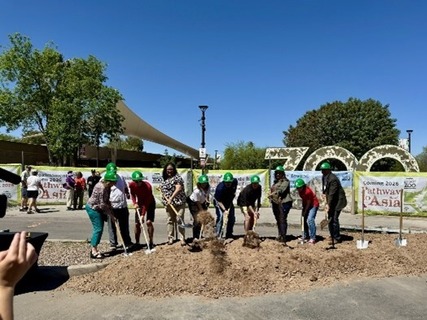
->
[320, 162, 347, 245]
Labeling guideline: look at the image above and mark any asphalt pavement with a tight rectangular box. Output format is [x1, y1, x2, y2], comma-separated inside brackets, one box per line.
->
[3, 205, 427, 319]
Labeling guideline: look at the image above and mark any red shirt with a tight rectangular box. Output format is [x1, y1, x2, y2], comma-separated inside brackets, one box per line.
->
[75, 177, 86, 191]
[129, 181, 154, 212]
[297, 186, 319, 208]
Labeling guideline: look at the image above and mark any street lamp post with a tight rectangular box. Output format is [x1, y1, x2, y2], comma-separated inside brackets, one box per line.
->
[199, 105, 208, 172]
[406, 129, 413, 154]
[214, 149, 218, 170]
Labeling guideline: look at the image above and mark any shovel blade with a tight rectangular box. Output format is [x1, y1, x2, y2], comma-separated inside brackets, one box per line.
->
[356, 240, 369, 249]
[320, 219, 328, 230]
[144, 248, 156, 255]
[395, 238, 407, 247]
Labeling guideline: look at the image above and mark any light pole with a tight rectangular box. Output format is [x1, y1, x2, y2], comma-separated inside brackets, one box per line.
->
[199, 105, 208, 172]
[214, 149, 218, 170]
[406, 129, 413, 153]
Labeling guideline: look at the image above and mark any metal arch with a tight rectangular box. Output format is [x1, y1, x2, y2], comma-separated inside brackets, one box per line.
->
[303, 146, 358, 171]
[357, 145, 419, 172]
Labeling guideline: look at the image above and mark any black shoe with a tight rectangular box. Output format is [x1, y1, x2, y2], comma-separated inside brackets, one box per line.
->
[35, 208, 41, 213]
[19, 207, 26, 212]
[149, 242, 155, 248]
[66, 207, 74, 211]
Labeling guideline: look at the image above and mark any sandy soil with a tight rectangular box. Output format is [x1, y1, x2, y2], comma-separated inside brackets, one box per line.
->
[58, 232, 427, 299]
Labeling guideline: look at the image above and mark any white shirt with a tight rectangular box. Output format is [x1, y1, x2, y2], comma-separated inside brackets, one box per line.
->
[109, 185, 127, 209]
[190, 187, 208, 203]
[26, 175, 42, 191]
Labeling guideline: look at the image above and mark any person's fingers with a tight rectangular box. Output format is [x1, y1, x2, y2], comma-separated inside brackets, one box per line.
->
[7, 232, 20, 259]
[19, 232, 28, 261]
[26, 243, 38, 265]
[0, 250, 7, 261]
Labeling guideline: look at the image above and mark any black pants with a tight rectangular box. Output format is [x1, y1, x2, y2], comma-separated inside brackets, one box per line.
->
[108, 207, 132, 246]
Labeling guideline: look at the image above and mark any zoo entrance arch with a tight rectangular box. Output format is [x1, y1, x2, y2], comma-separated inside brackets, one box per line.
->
[266, 145, 419, 172]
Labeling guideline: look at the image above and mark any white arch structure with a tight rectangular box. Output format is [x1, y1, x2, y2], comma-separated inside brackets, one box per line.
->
[117, 101, 199, 159]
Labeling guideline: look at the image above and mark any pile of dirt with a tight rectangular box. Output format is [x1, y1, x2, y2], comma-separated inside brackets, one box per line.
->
[61, 233, 427, 298]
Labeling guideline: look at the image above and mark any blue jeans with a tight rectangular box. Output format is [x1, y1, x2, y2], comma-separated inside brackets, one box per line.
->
[272, 201, 292, 237]
[85, 204, 104, 247]
[303, 206, 318, 240]
[215, 204, 235, 238]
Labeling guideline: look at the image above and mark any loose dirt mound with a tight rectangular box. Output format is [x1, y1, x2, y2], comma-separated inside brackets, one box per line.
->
[60, 233, 427, 298]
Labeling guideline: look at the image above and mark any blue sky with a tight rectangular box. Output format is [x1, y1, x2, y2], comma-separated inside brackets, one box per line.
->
[1, 0, 426, 159]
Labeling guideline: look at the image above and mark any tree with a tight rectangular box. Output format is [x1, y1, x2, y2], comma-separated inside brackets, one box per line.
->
[283, 98, 400, 170]
[0, 133, 18, 142]
[0, 33, 123, 164]
[220, 141, 268, 170]
[106, 136, 144, 152]
[416, 147, 427, 172]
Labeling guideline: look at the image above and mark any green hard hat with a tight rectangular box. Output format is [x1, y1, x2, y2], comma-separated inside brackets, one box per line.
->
[131, 171, 144, 181]
[275, 165, 285, 172]
[320, 162, 331, 170]
[223, 172, 233, 182]
[251, 175, 260, 184]
[106, 162, 118, 172]
[295, 178, 306, 188]
[104, 171, 118, 182]
[198, 174, 209, 184]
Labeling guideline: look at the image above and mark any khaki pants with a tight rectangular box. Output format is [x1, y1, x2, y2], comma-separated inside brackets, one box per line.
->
[166, 203, 186, 241]
[66, 189, 75, 208]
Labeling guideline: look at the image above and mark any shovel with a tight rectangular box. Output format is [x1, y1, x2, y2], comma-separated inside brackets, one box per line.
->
[114, 219, 132, 257]
[136, 209, 156, 254]
[357, 189, 369, 249]
[298, 213, 306, 245]
[164, 195, 193, 228]
[395, 190, 407, 247]
[320, 210, 328, 230]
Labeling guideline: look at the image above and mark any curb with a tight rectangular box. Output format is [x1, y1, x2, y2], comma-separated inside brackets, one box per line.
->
[67, 262, 109, 277]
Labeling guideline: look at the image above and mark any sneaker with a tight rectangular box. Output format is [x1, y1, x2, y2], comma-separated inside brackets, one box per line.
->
[297, 236, 307, 242]
[308, 239, 316, 245]
[66, 207, 74, 211]
[19, 207, 26, 212]
[27, 210, 34, 214]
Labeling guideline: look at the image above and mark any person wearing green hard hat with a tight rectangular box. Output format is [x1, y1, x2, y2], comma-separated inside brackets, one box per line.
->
[160, 162, 188, 246]
[187, 174, 210, 239]
[269, 165, 293, 243]
[214, 172, 238, 239]
[85, 170, 118, 259]
[129, 171, 156, 248]
[295, 178, 319, 244]
[237, 175, 262, 232]
[105, 162, 133, 251]
[320, 162, 347, 245]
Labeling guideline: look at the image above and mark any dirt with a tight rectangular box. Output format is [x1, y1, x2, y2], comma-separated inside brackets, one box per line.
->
[60, 232, 427, 299]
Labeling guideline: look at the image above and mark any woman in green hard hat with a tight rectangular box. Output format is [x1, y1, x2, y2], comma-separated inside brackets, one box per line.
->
[295, 178, 319, 244]
[268, 165, 293, 243]
[237, 175, 262, 232]
[187, 174, 210, 239]
[85, 171, 118, 259]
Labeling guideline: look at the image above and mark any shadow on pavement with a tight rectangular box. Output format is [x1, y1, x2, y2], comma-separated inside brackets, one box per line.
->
[15, 266, 70, 295]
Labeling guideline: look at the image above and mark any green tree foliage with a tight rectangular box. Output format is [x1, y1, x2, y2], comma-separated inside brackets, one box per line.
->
[220, 141, 267, 169]
[416, 147, 427, 172]
[106, 136, 144, 152]
[283, 98, 400, 170]
[0, 33, 123, 164]
[0, 133, 18, 142]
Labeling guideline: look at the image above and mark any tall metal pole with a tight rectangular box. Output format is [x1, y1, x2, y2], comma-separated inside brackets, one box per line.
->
[199, 105, 208, 173]
[214, 149, 218, 170]
[407, 129, 413, 154]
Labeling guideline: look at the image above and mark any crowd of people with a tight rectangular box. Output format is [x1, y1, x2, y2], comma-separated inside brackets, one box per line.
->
[16, 161, 347, 256]
[2, 160, 347, 319]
